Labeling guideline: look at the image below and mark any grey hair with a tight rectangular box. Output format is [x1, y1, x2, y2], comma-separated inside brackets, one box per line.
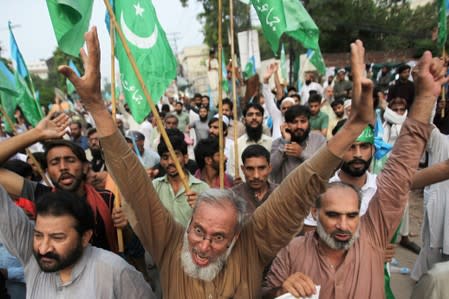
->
[315, 181, 362, 209]
[193, 188, 248, 232]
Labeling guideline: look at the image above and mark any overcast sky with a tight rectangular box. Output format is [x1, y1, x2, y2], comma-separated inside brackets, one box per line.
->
[0, 0, 204, 81]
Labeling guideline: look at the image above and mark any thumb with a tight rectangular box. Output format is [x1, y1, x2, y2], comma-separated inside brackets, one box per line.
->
[58, 65, 80, 86]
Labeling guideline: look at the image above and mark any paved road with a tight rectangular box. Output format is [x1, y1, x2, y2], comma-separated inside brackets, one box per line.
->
[391, 190, 424, 299]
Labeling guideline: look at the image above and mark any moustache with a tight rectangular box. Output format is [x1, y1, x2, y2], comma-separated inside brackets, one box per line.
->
[58, 173, 75, 182]
[331, 230, 352, 238]
[37, 252, 60, 261]
[347, 158, 369, 165]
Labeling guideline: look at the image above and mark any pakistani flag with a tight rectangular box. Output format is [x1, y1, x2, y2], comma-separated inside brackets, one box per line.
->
[243, 56, 256, 80]
[46, 0, 94, 57]
[250, 0, 326, 74]
[438, 0, 448, 49]
[0, 61, 18, 132]
[115, 0, 177, 123]
[15, 72, 43, 127]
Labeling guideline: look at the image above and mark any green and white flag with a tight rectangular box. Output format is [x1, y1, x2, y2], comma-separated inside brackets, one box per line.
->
[250, 0, 326, 74]
[114, 0, 177, 123]
[280, 44, 288, 84]
[15, 72, 42, 127]
[46, 0, 94, 57]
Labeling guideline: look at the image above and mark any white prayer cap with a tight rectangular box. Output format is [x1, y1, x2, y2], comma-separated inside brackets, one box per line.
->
[280, 97, 295, 108]
[213, 114, 230, 127]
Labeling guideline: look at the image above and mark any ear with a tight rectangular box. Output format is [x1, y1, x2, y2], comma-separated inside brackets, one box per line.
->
[82, 230, 93, 247]
[267, 164, 272, 174]
[311, 207, 319, 221]
[240, 164, 245, 174]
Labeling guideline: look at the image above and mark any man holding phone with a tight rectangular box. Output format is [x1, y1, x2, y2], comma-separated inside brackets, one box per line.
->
[270, 105, 326, 184]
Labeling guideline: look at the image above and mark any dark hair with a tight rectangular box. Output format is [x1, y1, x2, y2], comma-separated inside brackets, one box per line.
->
[165, 114, 179, 124]
[291, 94, 301, 103]
[208, 117, 228, 131]
[194, 93, 202, 99]
[36, 191, 95, 235]
[287, 86, 297, 93]
[199, 104, 209, 112]
[331, 99, 345, 108]
[86, 127, 97, 138]
[315, 182, 361, 209]
[194, 137, 219, 170]
[241, 144, 270, 164]
[157, 128, 188, 156]
[243, 102, 264, 117]
[222, 98, 233, 110]
[2, 159, 33, 178]
[27, 152, 45, 169]
[70, 120, 82, 129]
[161, 104, 171, 113]
[308, 94, 322, 104]
[389, 97, 407, 108]
[284, 105, 310, 122]
[43, 139, 88, 169]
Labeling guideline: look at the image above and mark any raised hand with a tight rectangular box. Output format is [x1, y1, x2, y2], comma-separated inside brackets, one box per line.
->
[35, 112, 70, 140]
[349, 40, 374, 126]
[263, 63, 279, 83]
[58, 27, 104, 113]
[410, 52, 449, 123]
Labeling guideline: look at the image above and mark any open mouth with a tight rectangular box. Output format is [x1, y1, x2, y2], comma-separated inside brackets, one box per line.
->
[59, 174, 74, 186]
[334, 233, 351, 241]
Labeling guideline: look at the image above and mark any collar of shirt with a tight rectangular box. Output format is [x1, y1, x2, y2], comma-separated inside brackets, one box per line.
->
[56, 245, 93, 288]
[157, 172, 204, 187]
[330, 170, 377, 193]
[242, 134, 271, 145]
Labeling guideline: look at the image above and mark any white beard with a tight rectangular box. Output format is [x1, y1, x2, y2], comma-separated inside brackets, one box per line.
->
[180, 232, 235, 282]
[316, 217, 360, 251]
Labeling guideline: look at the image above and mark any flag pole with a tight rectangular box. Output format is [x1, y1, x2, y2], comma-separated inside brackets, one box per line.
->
[217, 0, 225, 188]
[102, 0, 191, 194]
[229, 0, 240, 179]
[109, 15, 124, 253]
[442, 47, 446, 119]
[110, 25, 117, 123]
[0, 106, 51, 186]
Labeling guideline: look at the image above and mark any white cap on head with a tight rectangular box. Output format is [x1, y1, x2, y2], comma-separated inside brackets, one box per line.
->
[280, 97, 295, 109]
[213, 114, 230, 127]
[344, 99, 352, 110]
[338, 68, 346, 74]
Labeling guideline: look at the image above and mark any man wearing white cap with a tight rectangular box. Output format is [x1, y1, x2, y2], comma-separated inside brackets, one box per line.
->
[300, 71, 323, 105]
[334, 68, 353, 101]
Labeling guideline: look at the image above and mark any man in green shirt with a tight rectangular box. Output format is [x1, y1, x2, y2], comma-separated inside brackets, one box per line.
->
[308, 94, 329, 137]
[153, 129, 209, 226]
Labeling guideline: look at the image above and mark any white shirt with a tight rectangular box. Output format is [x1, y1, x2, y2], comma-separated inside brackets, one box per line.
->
[304, 170, 378, 226]
[300, 82, 323, 105]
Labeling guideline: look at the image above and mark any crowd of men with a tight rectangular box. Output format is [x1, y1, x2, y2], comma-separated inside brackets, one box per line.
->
[0, 27, 449, 298]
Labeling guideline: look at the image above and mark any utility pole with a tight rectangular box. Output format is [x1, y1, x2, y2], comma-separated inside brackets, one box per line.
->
[0, 23, 21, 57]
[167, 32, 182, 55]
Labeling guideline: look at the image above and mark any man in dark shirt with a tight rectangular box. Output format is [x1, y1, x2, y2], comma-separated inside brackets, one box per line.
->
[0, 114, 124, 252]
[232, 144, 277, 214]
[387, 64, 415, 108]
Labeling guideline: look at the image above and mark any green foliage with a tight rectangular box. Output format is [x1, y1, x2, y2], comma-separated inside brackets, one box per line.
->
[182, 0, 440, 59]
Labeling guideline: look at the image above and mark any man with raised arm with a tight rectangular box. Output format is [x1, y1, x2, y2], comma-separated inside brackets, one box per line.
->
[61, 27, 376, 298]
[262, 49, 448, 298]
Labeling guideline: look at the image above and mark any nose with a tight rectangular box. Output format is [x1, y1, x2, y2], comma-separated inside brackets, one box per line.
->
[253, 168, 260, 179]
[37, 237, 53, 255]
[197, 238, 212, 252]
[353, 145, 362, 158]
[336, 216, 350, 231]
[59, 160, 68, 171]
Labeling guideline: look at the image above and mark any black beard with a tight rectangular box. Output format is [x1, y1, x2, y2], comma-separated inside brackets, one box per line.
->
[340, 157, 372, 177]
[245, 123, 263, 142]
[200, 115, 208, 122]
[305, 79, 312, 85]
[291, 126, 310, 144]
[335, 111, 345, 118]
[91, 148, 102, 158]
[34, 236, 84, 273]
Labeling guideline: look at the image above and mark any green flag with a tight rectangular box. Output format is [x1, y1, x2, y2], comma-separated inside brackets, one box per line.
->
[115, 0, 177, 123]
[0, 91, 17, 133]
[14, 72, 42, 127]
[46, 0, 94, 57]
[307, 48, 326, 76]
[221, 50, 229, 94]
[0, 60, 18, 96]
[250, 0, 326, 74]
[438, 0, 448, 49]
[243, 56, 256, 80]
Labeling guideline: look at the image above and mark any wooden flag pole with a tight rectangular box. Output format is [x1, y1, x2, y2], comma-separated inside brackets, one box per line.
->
[103, 0, 191, 194]
[110, 25, 118, 123]
[109, 17, 124, 253]
[229, 0, 240, 179]
[0, 106, 51, 186]
[218, 0, 225, 188]
[442, 48, 446, 119]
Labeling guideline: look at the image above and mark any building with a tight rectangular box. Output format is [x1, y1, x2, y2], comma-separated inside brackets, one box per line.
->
[178, 45, 209, 95]
[409, 0, 432, 9]
[27, 59, 49, 80]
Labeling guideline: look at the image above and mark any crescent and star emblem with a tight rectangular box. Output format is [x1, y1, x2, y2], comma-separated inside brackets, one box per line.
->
[120, 2, 158, 49]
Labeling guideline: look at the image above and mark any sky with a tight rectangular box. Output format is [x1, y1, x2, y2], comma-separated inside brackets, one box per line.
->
[0, 0, 204, 82]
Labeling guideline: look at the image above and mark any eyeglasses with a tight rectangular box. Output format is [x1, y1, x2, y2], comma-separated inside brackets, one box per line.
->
[188, 225, 228, 246]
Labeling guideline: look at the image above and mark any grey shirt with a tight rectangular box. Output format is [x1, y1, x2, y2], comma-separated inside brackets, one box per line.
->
[270, 132, 327, 184]
[0, 185, 154, 299]
[190, 119, 210, 141]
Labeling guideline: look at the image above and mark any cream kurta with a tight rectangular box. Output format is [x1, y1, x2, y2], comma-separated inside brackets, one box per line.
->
[101, 129, 341, 298]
